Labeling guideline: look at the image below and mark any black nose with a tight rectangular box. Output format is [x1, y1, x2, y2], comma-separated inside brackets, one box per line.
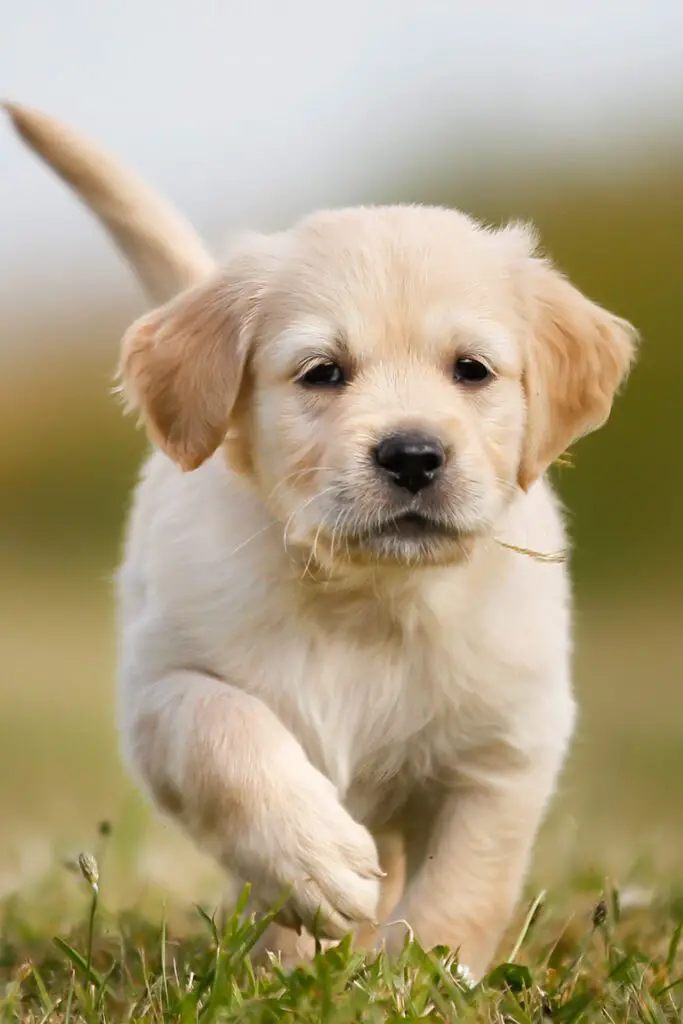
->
[373, 430, 445, 494]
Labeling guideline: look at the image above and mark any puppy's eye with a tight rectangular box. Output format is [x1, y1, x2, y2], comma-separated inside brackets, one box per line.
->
[453, 357, 491, 384]
[299, 361, 346, 388]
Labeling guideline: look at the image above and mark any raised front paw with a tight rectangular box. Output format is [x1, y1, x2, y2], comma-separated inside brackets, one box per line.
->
[233, 764, 382, 939]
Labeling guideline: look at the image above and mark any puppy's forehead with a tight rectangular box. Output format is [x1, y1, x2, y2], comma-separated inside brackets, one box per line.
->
[263, 206, 527, 362]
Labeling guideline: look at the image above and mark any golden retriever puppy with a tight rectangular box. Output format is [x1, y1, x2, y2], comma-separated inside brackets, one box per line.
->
[6, 104, 637, 978]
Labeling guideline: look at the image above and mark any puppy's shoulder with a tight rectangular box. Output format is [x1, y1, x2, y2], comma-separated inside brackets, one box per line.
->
[120, 450, 270, 599]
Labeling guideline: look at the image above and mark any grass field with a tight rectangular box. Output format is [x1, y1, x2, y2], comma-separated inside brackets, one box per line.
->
[2, 559, 683, 1021]
[5, 865, 683, 1021]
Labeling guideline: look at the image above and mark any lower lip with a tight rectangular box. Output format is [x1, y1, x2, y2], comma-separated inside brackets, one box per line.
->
[373, 514, 449, 539]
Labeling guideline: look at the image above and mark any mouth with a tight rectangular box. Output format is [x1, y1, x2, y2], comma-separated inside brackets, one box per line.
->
[304, 505, 471, 570]
[360, 510, 461, 542]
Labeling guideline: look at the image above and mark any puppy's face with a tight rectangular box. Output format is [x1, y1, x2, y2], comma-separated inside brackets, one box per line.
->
[248, 212, 530, 568]
[122, 206, 637, 570]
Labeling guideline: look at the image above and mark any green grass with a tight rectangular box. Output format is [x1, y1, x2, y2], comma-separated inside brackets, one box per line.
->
[3, 836, 683, 1022]
[2, 564, 683, 1019]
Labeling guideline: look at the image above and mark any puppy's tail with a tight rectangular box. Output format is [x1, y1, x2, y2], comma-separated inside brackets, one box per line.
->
[4, 102, 215, 303]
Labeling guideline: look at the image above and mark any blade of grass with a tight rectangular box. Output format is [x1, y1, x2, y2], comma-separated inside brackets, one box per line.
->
[53, 936, 108, 991]
[508, 890, 546, 964]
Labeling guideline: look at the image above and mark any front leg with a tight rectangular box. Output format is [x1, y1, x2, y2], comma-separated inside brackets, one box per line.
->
[381, 756, 564, 979]
[120, 670, 382, 939]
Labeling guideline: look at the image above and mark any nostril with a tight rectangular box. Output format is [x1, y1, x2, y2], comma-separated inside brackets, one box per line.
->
[373, 440, 403, 474]
[420, 449, 443, 474]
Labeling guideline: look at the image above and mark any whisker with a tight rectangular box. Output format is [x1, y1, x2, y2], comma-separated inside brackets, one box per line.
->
[282, 485, 337, 555]
[494, 476, 519, 497]
[266, 466, 336, 505]
[225, 521, 279, 559]
[301, 513, 327, 581]
[328, 507, 347, 565]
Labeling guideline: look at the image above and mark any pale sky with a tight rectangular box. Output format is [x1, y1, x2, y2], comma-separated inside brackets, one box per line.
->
[2, 1, 683, 345]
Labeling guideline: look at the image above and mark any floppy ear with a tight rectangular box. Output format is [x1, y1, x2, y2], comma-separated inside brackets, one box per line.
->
[517, 258, 638, 490]
[119, 248, 268, 471]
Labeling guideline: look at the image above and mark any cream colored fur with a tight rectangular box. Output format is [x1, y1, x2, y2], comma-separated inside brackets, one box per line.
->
[6, 104, 638, 978]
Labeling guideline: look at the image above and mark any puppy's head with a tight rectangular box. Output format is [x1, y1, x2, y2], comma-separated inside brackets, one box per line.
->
[121, 206, 637, 569]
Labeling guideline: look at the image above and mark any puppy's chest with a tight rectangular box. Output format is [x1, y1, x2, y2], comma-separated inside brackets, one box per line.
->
[233, 602, 510, 807]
